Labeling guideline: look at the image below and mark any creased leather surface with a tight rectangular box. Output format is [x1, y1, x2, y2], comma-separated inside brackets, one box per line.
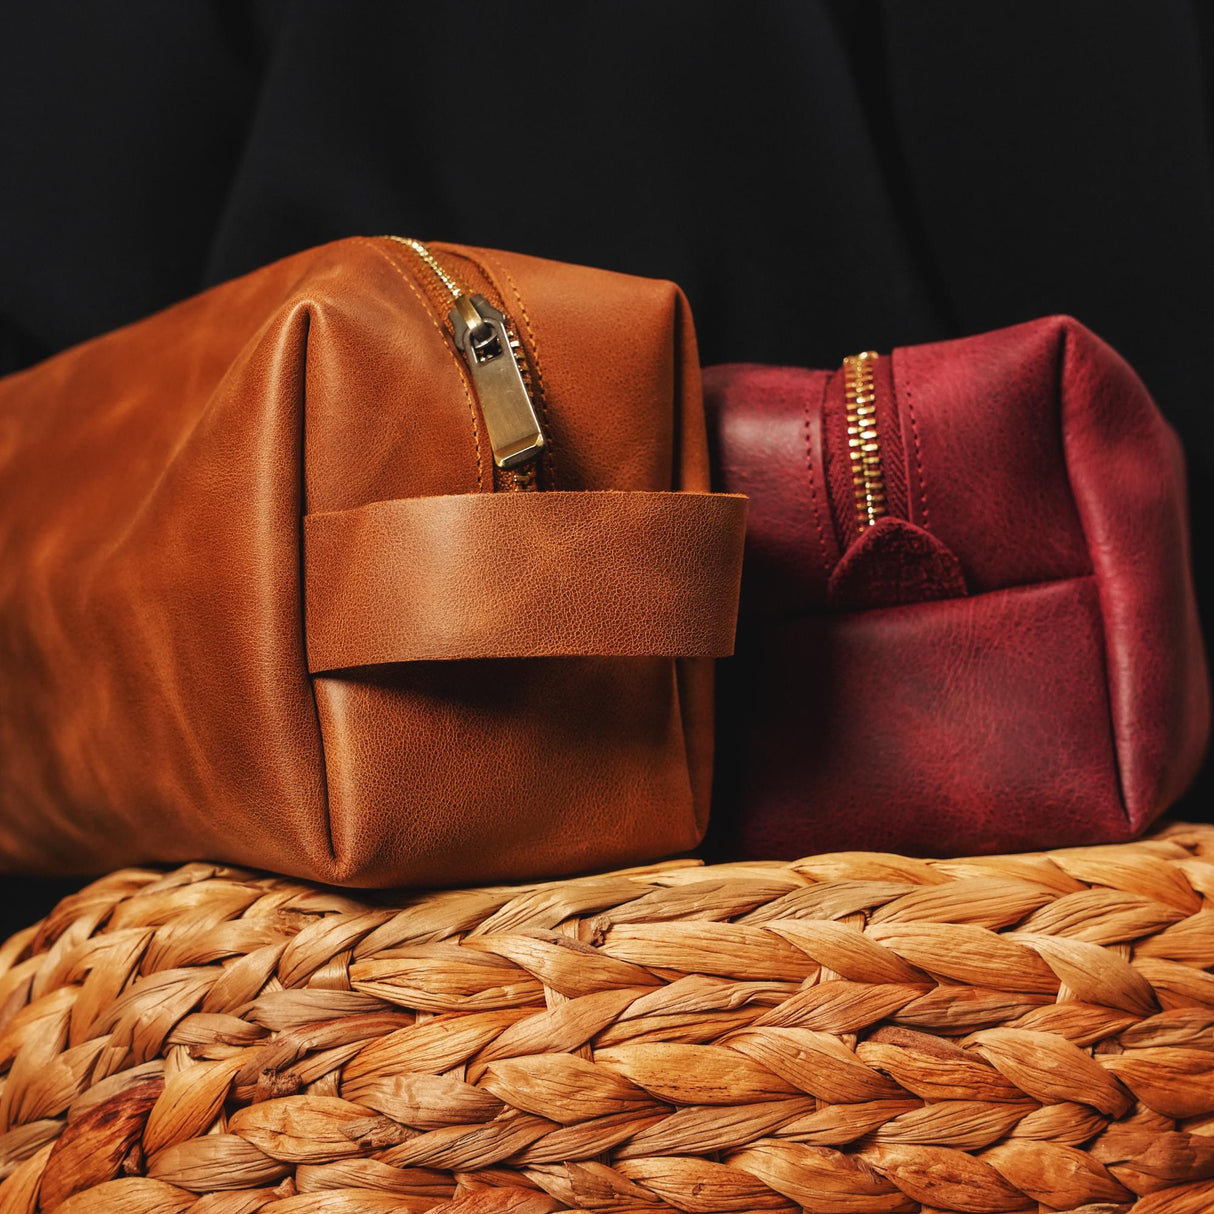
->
[706, 316, 1209, 858]
[722, 578, 1126, 857]
[705, 364, 837, 613]
[305, 490, 746, 667]
[0, 238, 733, 885]
[1054, 318, 1211, 829]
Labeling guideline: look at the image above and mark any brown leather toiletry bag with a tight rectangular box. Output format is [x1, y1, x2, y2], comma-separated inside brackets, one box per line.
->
[0, 238, 747, 886]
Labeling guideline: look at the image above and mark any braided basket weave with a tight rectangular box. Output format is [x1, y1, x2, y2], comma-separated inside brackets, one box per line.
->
[1, 826, 1212, 1213]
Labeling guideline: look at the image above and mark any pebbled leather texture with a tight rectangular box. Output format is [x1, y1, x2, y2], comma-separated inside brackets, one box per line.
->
[706, 315, 1210, 857]
[0, 238, 743, 886]
[826, 515, 967, 610]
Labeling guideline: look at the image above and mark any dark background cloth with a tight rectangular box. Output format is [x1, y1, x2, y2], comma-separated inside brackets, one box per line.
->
[2, 1, 1212, 930]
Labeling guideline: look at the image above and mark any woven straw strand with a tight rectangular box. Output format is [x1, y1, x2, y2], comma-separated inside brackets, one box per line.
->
[0, 824, 1212, 1213]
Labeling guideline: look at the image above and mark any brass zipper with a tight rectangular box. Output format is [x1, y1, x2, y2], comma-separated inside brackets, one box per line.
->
[843, 350, 886, 528]
[384, 237, 546, 477]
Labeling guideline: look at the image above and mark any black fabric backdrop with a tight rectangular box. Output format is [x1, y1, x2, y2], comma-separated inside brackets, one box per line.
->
[2, 1, 1212, 929]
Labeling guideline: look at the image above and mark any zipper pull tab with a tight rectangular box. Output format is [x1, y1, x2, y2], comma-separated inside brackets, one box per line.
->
[449, 294, 545, 470]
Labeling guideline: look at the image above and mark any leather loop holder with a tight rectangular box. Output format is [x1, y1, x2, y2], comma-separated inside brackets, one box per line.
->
[304, 490, 747, 669]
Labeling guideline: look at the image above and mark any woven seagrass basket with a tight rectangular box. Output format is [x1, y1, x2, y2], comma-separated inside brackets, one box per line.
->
[1, 825, 1212, 1214]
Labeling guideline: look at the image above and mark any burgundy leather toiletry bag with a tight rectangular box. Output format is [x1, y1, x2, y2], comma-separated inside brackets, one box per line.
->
[705, 315, 1209, 857]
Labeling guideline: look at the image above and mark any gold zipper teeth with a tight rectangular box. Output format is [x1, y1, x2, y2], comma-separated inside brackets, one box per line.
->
[498, 324, 540, 490]
[843, 350, 886, 528]
[389, 235, 531, 387]
[382, 235, 546, 484]
[388, 236, 464, 302]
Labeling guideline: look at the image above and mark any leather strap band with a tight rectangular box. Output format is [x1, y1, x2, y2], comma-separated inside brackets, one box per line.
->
[304, 490, 747, 671]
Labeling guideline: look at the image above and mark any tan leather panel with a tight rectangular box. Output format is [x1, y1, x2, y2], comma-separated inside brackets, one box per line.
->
[0, 250, 335, 878]
[304, 490, 747, 668]
[429, 244, 706, 493]
[301, 239, 491, 510]
[315, 656, 699, 886]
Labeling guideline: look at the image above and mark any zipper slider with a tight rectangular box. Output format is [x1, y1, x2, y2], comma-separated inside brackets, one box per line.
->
[449, 294, 545, 470]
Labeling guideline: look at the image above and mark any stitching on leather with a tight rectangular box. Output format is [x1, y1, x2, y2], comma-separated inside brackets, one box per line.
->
[802, 374, 830, 572]
[360, 238, 483, 490]
[901, 353, 931, 528]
